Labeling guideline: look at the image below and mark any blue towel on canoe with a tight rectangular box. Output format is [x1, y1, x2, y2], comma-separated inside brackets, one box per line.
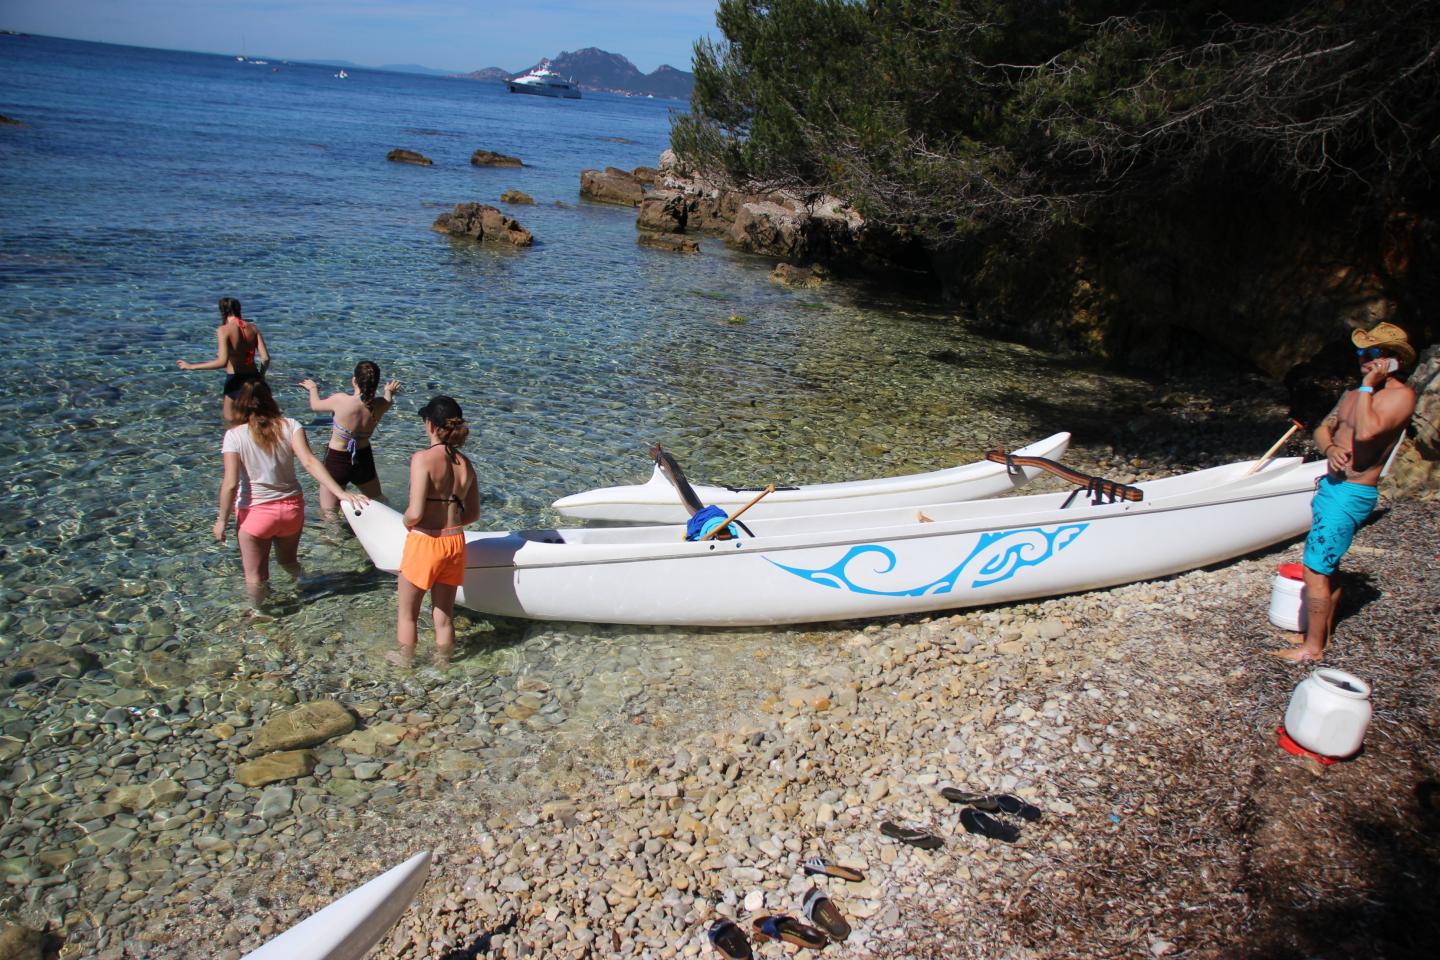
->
[686, 505, 739, 541]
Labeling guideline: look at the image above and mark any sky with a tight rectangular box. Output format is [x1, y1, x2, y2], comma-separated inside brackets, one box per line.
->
[1, 0, 720, 73]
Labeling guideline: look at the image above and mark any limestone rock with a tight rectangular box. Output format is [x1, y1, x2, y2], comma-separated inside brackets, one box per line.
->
[500, 189, 535, 205]
[236, 750, 317, 787]
[688, 189, 747, 231]
[657, 148, 688, 178]
[580, 167, 644, 207]
[107, 777, 186, 812]
[386, 148, 432, 166]
[636, 192, 689, 233]
[726, 201, 810, 259]
[471, 149, 523, 167]
[0, 923, 45, 960]
[432, 203, 534, 247]
[770, 263, 827, 288]
[638, 232, 698, 254]
[250, 699, 356, 754]
[333, 720, 408, 757]
[632, 165, 659, 185]
[4, 642, 100, 688]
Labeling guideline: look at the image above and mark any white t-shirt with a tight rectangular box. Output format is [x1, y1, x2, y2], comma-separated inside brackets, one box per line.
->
[222, 418, 304, 508]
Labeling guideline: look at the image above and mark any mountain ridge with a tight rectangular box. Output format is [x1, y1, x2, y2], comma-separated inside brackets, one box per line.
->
[458, 47, 693, 100]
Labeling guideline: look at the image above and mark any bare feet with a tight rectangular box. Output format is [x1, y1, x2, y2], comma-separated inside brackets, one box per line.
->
[434, 644, 454, 667]
[385, 646, 416, 668]
[1270, 647, 1324, 663]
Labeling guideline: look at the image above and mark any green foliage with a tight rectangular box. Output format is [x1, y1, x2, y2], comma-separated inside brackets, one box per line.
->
[675, 0, 1440, 245]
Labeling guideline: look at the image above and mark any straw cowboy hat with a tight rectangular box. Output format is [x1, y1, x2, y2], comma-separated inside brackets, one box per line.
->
[1352, 322, 1416, 366]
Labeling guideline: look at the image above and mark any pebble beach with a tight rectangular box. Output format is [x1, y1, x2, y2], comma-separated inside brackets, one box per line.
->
[9, 402, 1435, 959]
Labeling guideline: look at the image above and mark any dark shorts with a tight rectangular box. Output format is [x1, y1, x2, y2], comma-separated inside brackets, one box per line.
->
[223, 371, 264, 400]
[323, 445, 378, 489]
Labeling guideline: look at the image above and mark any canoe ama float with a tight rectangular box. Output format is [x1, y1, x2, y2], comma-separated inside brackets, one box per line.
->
[344, 456, 1324, 627]
[242, 851, 430, 960]
[551, 432, 1071, 522]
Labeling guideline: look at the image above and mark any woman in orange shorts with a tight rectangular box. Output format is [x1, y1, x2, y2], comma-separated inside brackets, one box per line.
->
[396, 396, 480, 665]
[215, 381, 367, 601]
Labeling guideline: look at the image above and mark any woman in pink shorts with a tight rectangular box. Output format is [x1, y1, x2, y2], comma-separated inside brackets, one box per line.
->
[215, 380, 367, 600]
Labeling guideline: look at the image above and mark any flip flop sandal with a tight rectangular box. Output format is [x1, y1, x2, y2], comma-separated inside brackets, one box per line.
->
[707, 919, 753, 960]
[752, 915, 828, 949]
[802, 857, 865, 882]
[942, 789, 1043, 822]
[960, 807, 1020, 843]
[802, 885, 851, 942]
[939, 787, 990, 805]
[991, 794, 1043, 822]
[880, 820, 944, 849]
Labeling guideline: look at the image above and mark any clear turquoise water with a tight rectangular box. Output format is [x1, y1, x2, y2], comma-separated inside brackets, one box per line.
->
[0, 34, 1126, 660]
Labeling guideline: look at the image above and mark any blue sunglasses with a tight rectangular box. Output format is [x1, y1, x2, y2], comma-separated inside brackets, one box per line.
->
[1356, 347, 1386, 359]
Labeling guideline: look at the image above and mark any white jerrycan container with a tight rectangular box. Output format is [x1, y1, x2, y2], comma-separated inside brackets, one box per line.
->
[1267, 563, 1308, 632]
[1283, 668, 1372, 759]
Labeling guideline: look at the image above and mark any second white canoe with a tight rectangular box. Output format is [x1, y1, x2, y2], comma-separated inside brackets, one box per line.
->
[551, 432, 1071, 522]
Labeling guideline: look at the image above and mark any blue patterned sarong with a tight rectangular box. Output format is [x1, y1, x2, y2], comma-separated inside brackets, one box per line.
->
[1303, 475, 1377, 576]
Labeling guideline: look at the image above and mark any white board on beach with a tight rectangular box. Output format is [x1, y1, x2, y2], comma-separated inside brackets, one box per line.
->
[242, 850, 431, 960]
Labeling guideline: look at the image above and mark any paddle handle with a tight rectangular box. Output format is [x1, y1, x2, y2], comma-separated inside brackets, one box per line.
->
[1245, 419, 1303, 476]
[984, 452, 1144, 502]
[699, 484, 776, 541]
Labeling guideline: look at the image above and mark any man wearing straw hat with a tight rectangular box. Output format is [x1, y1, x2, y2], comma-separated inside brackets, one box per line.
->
[1274, 322, 1417, 663]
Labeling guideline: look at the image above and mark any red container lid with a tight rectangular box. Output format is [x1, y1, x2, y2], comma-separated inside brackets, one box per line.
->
[1277, 723, 1339, 765]
[1277, 562, 1306, 581]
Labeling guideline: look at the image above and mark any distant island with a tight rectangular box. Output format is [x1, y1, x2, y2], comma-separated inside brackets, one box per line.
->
[458, 47, 694, 100]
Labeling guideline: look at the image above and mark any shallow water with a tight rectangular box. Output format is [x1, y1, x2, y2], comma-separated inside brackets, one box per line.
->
[0, 34, 1154, 946]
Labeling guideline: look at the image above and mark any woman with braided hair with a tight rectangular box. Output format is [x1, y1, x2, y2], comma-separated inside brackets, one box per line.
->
[393, 395, 481, 665]
[300, 360, 401, 517]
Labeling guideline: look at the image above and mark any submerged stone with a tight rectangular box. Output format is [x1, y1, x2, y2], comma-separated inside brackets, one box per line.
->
[249, 699, 356, 754]
[236, 750, 317, 787]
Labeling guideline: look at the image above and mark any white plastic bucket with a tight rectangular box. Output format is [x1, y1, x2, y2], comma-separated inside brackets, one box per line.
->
[1267, 563, 1308, 632]
[1283, 668, 1372, 759]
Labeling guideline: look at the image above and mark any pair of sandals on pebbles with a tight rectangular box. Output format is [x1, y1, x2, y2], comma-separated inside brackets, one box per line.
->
[707, 859, 861, 958]
[881, 789, 1043, 847]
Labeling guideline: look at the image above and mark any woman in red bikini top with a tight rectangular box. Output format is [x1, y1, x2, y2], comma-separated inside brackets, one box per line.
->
[176, 296, 271, 427]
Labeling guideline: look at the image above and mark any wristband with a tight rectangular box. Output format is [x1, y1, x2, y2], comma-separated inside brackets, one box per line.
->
[1358, 385, 1375, 394]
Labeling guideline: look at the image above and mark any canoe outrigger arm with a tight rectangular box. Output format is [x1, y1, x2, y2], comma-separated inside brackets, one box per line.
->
[985, 451, 1144, 506]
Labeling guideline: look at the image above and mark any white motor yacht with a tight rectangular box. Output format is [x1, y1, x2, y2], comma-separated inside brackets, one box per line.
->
[506, 62, 581, 99]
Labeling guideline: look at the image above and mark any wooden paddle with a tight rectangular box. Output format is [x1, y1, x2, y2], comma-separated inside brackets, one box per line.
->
[698, 484, 776, 541]
[1245, 419, 1304, 476]
[984, 452, 1144, 502]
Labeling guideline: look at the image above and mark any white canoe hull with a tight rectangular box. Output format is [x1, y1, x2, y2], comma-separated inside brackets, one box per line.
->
[346, 457, 1325, 627]
[242, 851, 431, 960]
[552, 432, 1072, 522]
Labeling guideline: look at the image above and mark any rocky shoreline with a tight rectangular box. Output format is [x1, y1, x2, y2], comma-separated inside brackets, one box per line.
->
[1, 309, 1435, 959]
[6, 389, 1432, 958]
[93, 499, 1434, 960]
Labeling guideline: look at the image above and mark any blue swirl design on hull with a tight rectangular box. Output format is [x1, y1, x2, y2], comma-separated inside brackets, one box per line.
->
[767, 524, 1088, 596]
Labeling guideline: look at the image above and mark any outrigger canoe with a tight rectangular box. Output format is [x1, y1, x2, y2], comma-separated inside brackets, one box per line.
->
[344, 455, 1325, 627]
[242, 851, 430, 960]
[551, 432, 1072, 522]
